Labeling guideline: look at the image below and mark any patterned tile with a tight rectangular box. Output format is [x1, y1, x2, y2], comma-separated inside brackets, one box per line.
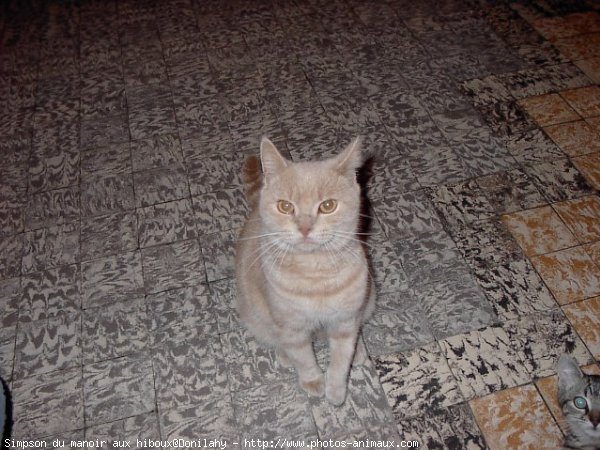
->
[22, 223, 80, 274]
[137, 198, 197, 248]
[141, 239, 204, 293]
[14, 312, 81, 378]
[523, 158, 594, 203]
[563, 296, 600, 359]
[192, 188, 247, 235]
[573, 151, 600, 189]
[81, 251, 145, 309]
[133, 165, 189, 207]
[544, 120, 600, 157]
[477, 168, 547, 214]
[20, 264, 80, 323]
[470, 384, 563, 450]
[505, 308, 592, 378]
[531, 246, 600, 305]
[575, 57, 600, 83]
[83, 297, 149, 364]
[553, 32, 600, 61]
[25, 186, 80, 230]
[560, 85, 600, 118]
[430, 180, 496, 229]
[502, 206, 579, 256]
[130, 133, 183, 172]
[81, 211, 138, 261]
[200, 230, 237, 282]
[0, 277, 20, 328]
[0, 326, 16, 380]
[12, 367, 84, 438]
[553, 195, 600, 244]
[518, 93, 580, 127]
[85, 413, 161, 449]
[126, 84, 178, 140]
[0, 233, 24, 280]
[28, 147, 80, 194]
[83, 353, 155, 425]
[0, 186, 24, 237]
[374, 342, 463, 421]
[81, 173, 136, 217]
[187, 153, 244, 196]
[440, 326, 530, 400]
[80, 142, 132, 182]
[159, 392, 239, 443]
[80, 114, 129, 151]
[234, 381, 317, 440]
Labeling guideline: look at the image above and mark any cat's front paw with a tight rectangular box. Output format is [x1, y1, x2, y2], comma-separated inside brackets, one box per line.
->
[325, 378, 347, 406]
[299, 373, 325, 397]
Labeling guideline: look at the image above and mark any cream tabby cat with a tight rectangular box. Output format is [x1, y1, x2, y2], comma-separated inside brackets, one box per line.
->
[235, 136, 375, 406]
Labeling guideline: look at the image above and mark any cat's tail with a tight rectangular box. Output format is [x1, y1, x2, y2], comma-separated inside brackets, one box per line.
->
[243, 155, 262, 208]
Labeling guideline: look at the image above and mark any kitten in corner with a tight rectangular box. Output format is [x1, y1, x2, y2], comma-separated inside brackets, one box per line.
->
[234, 136, 375, 406]
[557, 354, 600, 450]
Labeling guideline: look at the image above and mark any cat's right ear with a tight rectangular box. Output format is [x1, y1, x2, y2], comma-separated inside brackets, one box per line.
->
[260, 137, 288, 179]
[558, 354, 584, 389]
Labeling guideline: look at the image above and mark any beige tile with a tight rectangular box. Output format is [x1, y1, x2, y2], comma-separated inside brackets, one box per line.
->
[519, 94, 580, 127]
[573, 152, 600, 189]
[553, 196, 600, 244]
[531, 247, 600, 305]
[544, 120, 600, 157]
[470, 384, 563, 450]
[575, 57, 600, 84]
[563, 297, 600, 359]
[560, 86, 600, 118]
[502, 206, 578, 256]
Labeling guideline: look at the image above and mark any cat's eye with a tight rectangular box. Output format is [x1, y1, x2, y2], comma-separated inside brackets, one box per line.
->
[319, 199, 338, 214]
[277, 200, 294, 215]
[573, 396, 587, 409]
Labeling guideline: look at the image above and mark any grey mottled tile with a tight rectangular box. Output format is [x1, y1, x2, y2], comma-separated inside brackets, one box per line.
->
[81, 211, 138, 261]
[83, 353, 155, 425]
[523, 158, 595, 203]
[364, 231, 409, 294]
[209, 278, 240, 334]
[0, 326, 16, 380]
[440, 326, 530, 400]
[193, 188, 248, 235]
[14, 312, 82, 378]
[28, 147, 80, 194]
[80, 142, 132, 182]
[127, 84, 177, 140]
[200, 230, 237, 282]
[25, 186, 80, 230]
[141, 239, 204, 293]
[130, 133, 183, 172]
[85, 413, 161, 449]
[22, 223, 80, 274]
[0, 233, 24, 280]
[501, 129, 565, 164]
[430, 180, 495, 229]
[0, 277, 20, 327]
[401, 247, 471, 289]
[137, 198, 197, 248]
[234, 381, 317, 440]
[81, 251, 144, 309]
[476, 168, 546, 215]
[12, 367, 83, 438]
[83, 297, 149, 364]
[187, 153, 244, 196]
[81, 173, 135, 217]
[374, 342, 463, 421]
[133, 165, 189, 207]
[80, 114, 129, 151]
[20, 263, 81, 323]
[0, 186, 25, 237]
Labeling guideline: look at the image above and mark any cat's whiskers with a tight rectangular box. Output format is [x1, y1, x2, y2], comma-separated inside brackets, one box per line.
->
[238, 231, 290, 241]
[328, 232, 376, 250]
[248, 238, 284, 270]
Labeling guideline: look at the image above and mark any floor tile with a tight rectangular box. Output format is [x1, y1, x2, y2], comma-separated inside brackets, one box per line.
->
[200, 230, 237, 282]
[133, 165, 189, 207]
[81, 211, 138, 261]
[523, 158, 594, 203]
[22, 223, 80, 274]
[374, 342, 463, 421]
[477, 168, 547, 214]
[562, 296, 600, 359]
[83, 353, 155, 426]
[137, 198, 197, 248]
[192, 188, 247, 235]
[141, 239, 204, 293]
[14, 312, 82, 378]
[234, 381, 317, 440]
[430, 180, 495, 229]
[531, 246, 600, 305]
[0, 326, 16, 381]
[82, 297, 149, 364]
[573, 151, 600, 189]
[560, 85, 600, 118]
[0, 186, 25, 238]
[81, 173, 135, 217]
[575, 57, 600, 83]
[20, 264, 81, 323]
[0, 277, 20, 328]
[85, 413, 161, 447]
[81, 251, 145, 309]
[126, 84, 178, 140]
[470, 384, 563, 450]
[544, 120, 600, 156]
[25, 186, 80, 230]
[553, 32, 600, 61]
[187, 153, 244, 196]
[80, 114, 129, 151]
[502, 206, 579, 256]
[518, 93, 580, 126]
[440, 326, 530, 400]
[130, 133, 183, 172]
[28, 147, 80, 194]
[0, 233, 24, 280]
[80, 142, 132, 182]
[553, 195, 600, 244]
[12, 367, 84, 438]
[500, 128, 565, 164]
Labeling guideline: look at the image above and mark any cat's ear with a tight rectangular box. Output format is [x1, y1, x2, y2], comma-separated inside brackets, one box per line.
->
[558, 354, 584, 389]
[335, 136, 362, 179]
[260, 136, 288, 178]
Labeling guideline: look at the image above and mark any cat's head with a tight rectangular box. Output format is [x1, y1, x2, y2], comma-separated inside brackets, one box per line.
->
[258, 136, 362, 253]
[557, 354, 600, 446]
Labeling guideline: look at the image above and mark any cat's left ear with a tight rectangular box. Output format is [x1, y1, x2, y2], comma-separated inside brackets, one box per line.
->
[558, 354, 584, 390]
[335, 136, 362, 179]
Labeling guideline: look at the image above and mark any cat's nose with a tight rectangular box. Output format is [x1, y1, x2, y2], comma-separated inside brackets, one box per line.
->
[299, 224, 312, 237]
[590, 410, 600, 428]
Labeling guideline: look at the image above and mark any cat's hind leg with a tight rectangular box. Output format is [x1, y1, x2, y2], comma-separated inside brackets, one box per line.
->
[281, 336, 325, 397]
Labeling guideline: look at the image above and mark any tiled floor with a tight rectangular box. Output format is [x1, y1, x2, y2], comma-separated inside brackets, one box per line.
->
[1, 0, 600, 447]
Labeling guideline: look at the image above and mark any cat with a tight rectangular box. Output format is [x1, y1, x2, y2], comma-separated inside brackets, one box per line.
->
[557, 354, 600, 450]
[235, 136, 375, 406]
